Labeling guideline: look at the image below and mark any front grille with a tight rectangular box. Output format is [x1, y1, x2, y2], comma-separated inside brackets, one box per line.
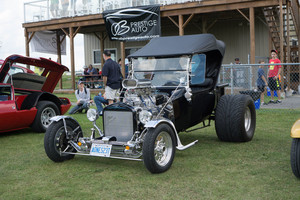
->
[103, 111, 134, 142]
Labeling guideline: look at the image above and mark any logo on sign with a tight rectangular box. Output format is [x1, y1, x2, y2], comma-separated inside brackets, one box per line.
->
[111, 20, 130, 36]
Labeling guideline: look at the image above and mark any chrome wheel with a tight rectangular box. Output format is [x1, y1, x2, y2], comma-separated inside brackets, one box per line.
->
[41, 107, 56, 128]
[244, 107, 251, 132]
[154, 131, 173, 166]
[54, 126, 72, 153]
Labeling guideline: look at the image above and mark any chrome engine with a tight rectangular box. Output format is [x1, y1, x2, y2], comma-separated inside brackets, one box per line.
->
[122, 79, 173, 125]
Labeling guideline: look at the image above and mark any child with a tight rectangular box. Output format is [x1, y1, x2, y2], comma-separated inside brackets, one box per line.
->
[257, 60, 268, 105]
[268, 50, 282, 103]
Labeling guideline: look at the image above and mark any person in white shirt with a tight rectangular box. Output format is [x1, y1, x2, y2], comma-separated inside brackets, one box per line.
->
[69, 81, 93, 114]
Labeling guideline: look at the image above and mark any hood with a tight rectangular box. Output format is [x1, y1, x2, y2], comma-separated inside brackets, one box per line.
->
[0, 55, 69, 93]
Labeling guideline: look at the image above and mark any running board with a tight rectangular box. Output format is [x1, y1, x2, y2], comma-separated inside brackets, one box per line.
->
[176, 140, 198, 151]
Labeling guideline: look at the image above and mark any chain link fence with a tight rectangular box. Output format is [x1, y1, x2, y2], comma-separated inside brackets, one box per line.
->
[219, 63, 300, 110]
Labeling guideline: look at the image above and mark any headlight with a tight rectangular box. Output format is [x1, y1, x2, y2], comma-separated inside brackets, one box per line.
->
[87, 109, 98, 122]
[139, 110, 152, 124]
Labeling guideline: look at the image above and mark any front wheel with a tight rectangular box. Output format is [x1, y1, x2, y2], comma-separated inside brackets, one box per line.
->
[44, 119, 83, 162]
[291, 138, 300, 178]
[143, 124, 176, 173]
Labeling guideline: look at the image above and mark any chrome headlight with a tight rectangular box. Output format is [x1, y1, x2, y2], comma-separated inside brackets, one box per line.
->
[139, 110, 152, 124]
[87, 109, 98, 122]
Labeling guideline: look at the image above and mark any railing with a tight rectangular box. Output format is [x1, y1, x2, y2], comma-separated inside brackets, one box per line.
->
[24, 0, 203, 23]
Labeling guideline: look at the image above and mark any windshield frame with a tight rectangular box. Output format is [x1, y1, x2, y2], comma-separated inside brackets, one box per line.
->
[131, 56, 191, 88]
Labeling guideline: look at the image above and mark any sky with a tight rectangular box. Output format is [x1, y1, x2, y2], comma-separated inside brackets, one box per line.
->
[0, 0, 84, 72]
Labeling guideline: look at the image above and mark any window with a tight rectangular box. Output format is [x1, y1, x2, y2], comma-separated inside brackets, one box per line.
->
[0, 86, 12, 101]
[93, 49, 117, 65]
[191, 54, 206, 85]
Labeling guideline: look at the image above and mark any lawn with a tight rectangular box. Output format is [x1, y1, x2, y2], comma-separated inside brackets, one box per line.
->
[0, 108, 300, 199]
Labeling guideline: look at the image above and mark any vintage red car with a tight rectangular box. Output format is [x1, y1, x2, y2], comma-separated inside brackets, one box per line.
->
[0, 55, 71, 133]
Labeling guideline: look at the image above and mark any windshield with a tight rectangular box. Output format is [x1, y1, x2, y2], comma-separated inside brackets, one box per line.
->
[132, 56, 189, 87]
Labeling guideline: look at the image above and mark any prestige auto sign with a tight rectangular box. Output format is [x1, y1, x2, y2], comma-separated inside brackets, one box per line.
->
[103, 5, 161, 41]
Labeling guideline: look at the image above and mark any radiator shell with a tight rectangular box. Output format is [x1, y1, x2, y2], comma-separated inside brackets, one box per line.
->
[103, 102, 137, 142]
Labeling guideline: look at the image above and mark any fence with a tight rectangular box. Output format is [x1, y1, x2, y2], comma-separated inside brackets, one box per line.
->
[219, 63, 300, 110]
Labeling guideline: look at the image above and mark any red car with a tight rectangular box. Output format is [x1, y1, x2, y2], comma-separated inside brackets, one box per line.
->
[0, 55, 71, 133]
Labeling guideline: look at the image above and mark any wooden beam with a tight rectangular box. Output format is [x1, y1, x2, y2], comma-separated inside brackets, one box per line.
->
[250, 7, 255, 64]
[69, 27, 75, 90]
[27, 31, 36, 44]
[61, 28, 69, 37]
[206, 19, 217, 32]
[182, 13, 195, 28]
[237, 9, 250, 22]
[60, 34, 66, 43]
[73, 26, 81, 37]
[167, 16, 179, 28]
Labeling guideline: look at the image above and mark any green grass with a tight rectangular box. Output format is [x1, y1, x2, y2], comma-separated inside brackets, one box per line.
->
[0, 109, 300, 199]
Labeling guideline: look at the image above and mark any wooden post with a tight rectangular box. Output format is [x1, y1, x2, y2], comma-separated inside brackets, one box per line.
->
[69, 27, 75, 90]
[279, 0, 284, 61]
[25, 30, 30, 58]
[249, 7, 255, 64]
[120, 41, 125, 78]
[202, 17, 207, 33]
[179, 15, 184, 36]
[287, 1, 291, 90]
[56, 31, 63, 89]
[279, 0, 284, 93]
[100, 32, 105, 68]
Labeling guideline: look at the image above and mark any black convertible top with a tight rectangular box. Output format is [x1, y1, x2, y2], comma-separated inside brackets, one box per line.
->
[128, 34, 225, 58]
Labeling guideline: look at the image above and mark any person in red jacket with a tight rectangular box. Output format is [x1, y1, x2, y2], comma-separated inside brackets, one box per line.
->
[268, 49, 282, 103]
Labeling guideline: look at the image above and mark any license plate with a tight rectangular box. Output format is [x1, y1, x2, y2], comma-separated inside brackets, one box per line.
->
[90, 143, 112, 157]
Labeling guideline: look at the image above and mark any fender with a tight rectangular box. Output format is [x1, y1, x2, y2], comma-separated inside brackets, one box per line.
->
[145, 119, 198, 150]
[21, 92, 62, 112]
[291, 119, 300, 138]
[50, 115, 82, 134]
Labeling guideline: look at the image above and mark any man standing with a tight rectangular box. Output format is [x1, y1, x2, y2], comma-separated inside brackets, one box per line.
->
[69, 81, 93, 114]
[268, 49, 282, 103]
[102, 50, 122, 105]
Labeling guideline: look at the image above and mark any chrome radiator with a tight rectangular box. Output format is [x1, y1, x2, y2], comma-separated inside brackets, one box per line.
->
[103, 110, 134, 142]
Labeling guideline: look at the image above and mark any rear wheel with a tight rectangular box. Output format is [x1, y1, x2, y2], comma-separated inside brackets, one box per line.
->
[44, 119, 82, 162]
[143, 124, 176, 173]
[291, 138, 300, 178]
[31, 101, 59, 133]
[215, 94, 256, 142]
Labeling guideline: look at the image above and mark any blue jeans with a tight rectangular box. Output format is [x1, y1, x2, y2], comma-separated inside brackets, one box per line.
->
[69, 102, 89, 114]
[94, 95, 108, 113]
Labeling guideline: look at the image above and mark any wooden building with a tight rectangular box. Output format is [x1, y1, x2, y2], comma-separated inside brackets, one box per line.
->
[23, 0, 300, 90]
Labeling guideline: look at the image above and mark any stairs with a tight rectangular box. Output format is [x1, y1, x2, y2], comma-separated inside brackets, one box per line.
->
[263, 0, 299, 63]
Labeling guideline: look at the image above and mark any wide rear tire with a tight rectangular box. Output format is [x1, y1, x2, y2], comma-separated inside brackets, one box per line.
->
[215, 94, 256, 142]
[143, 124, 176, 173]
[44, 119, 82, 162]
[291, 138, 300, 178]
